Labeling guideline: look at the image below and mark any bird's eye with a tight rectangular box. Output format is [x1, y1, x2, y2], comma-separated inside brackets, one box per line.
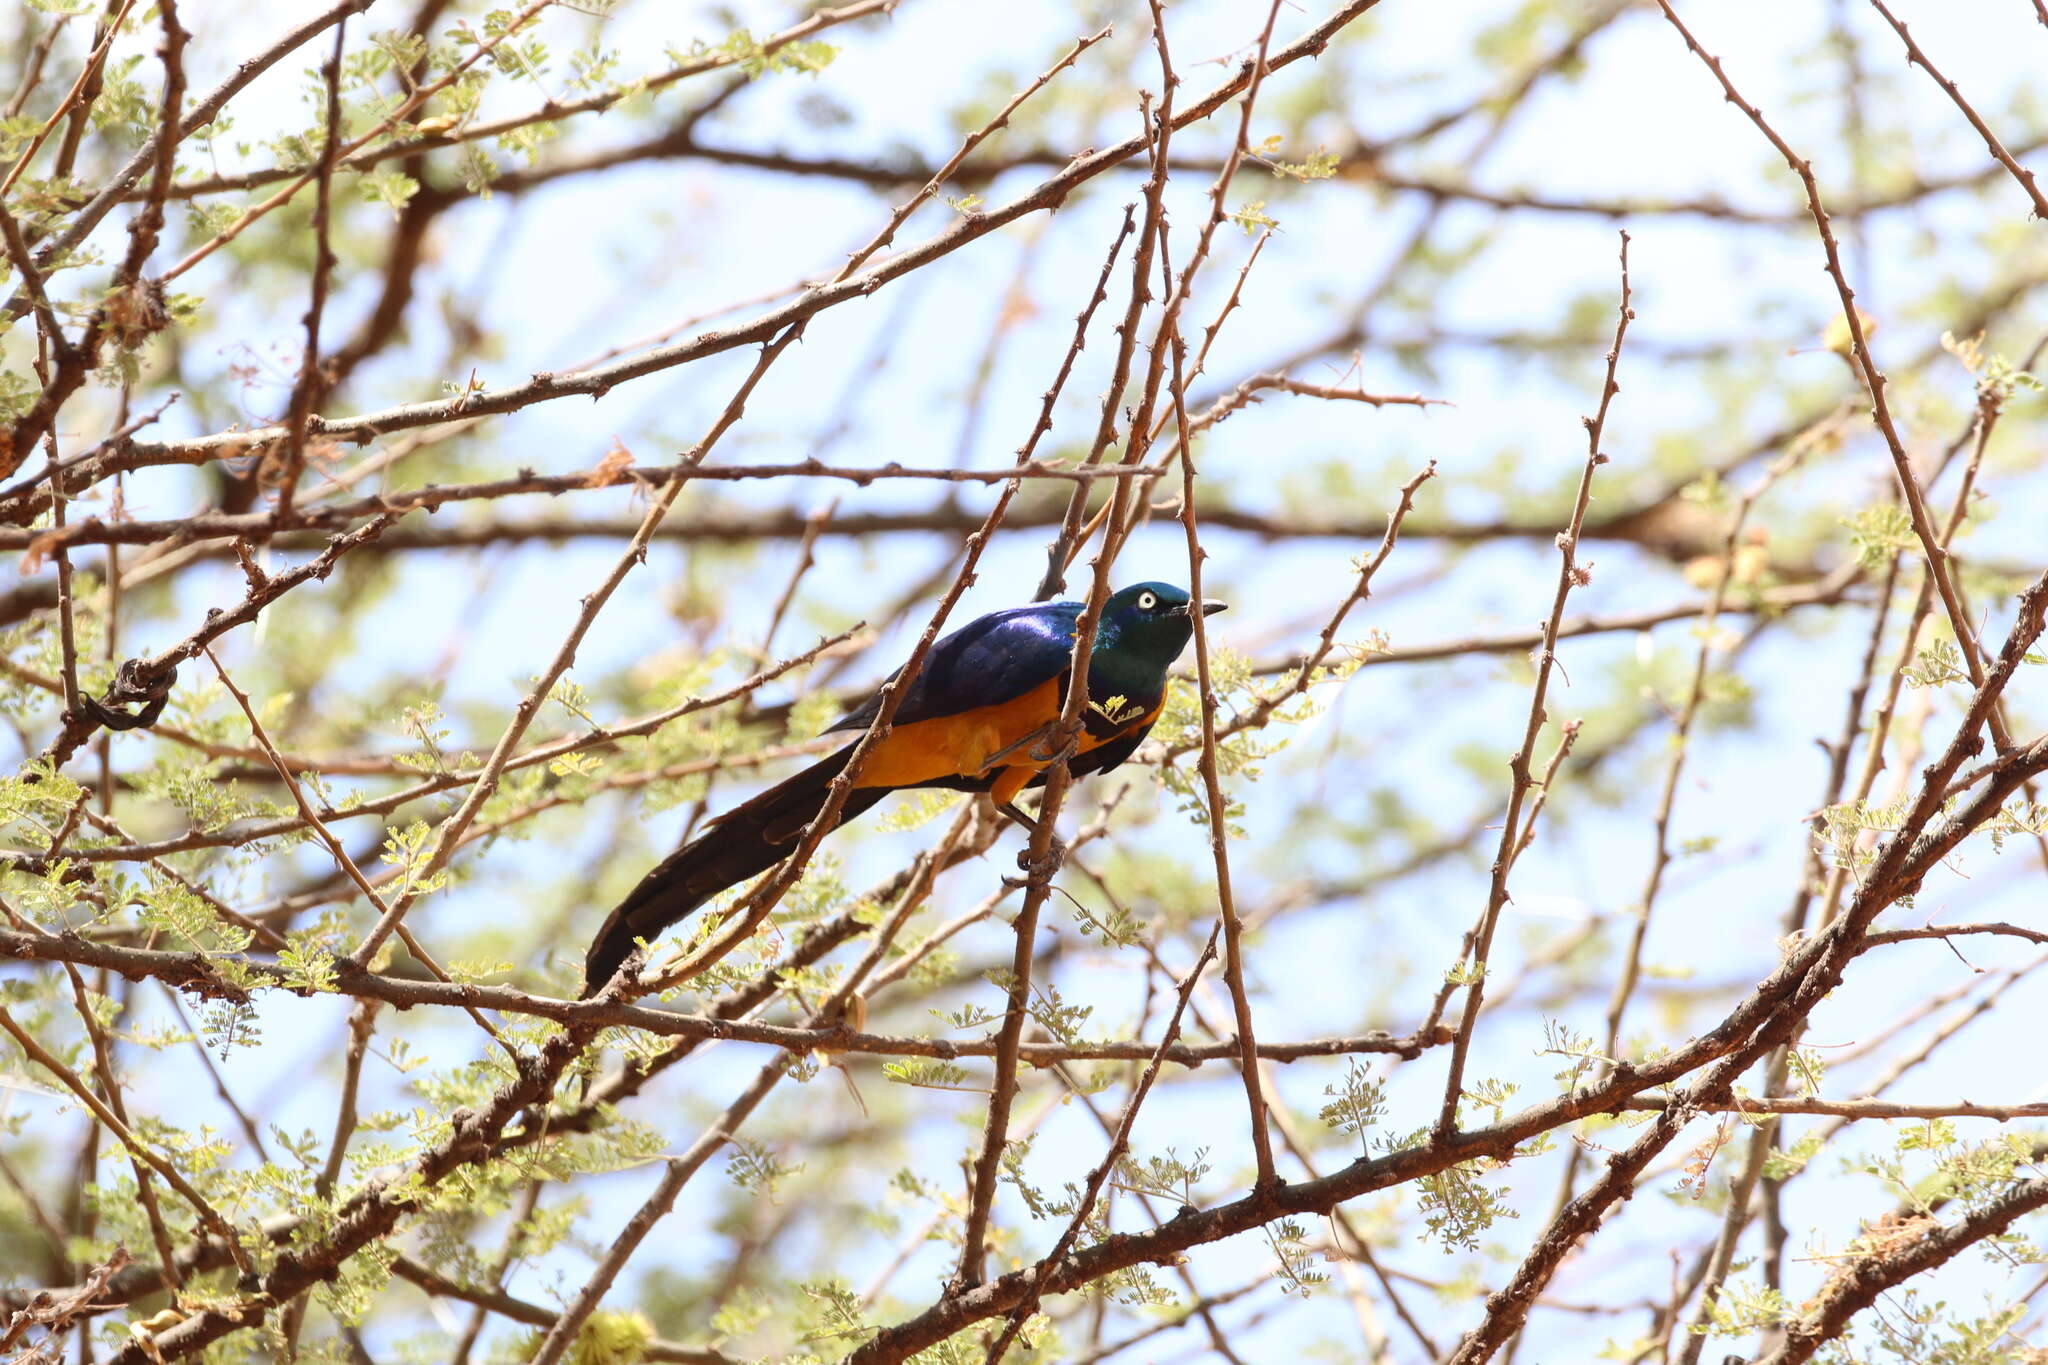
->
[1137, 591, 1158, 611]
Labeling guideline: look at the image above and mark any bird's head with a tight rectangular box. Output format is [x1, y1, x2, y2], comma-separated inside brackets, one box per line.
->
[1098, 581, 1226, 667]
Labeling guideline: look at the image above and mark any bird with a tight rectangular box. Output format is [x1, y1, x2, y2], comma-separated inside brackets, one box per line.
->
[581, 581, 1225, 995]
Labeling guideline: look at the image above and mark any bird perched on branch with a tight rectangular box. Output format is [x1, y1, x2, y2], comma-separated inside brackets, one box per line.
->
[581, 581, 1225, 995]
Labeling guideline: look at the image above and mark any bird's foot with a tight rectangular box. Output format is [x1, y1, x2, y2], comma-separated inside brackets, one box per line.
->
[1003, 834, 1068, 888]
[1027, 731, 1079, 765]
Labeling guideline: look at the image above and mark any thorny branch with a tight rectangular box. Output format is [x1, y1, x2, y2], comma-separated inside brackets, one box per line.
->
[2, 2, 2046, 1362]
[1433, 231, 1633, 1142]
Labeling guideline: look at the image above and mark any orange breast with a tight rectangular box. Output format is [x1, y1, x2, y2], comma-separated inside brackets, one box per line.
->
[852, 677, 1064, 789]
[851, 680, 1158, 800]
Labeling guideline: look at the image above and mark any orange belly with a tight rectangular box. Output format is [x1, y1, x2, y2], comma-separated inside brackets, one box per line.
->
[850, 678, 1156, 803]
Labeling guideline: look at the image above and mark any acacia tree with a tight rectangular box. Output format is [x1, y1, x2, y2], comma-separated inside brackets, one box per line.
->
[1, 0, 2046, 1361]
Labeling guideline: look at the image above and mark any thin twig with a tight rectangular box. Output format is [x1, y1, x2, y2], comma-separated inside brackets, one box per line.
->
[275, 16, 349, 520]
[203, 643, 503, 1042]
[0, 1001, 249, 1273]
[1654, 0, 2000, 742]
[350, 321, 812, 967]
[1160, 0, 1289, 1194]
[1433, 231, 1632, 1141]
[987, 926, 1223, 1361]
[1865, 0, 2048, 219]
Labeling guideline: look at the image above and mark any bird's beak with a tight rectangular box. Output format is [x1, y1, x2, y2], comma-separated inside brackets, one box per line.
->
[1200, 599, 1227, 617]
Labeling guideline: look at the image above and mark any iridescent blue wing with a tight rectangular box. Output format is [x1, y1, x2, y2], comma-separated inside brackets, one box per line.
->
[827, 602, 1083, 733]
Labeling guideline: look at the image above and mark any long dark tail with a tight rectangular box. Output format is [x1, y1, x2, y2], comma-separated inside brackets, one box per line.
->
[581, 745, 886, 996]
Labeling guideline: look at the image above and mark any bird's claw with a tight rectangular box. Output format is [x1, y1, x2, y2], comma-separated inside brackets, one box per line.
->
[1002, 835, 1068, 888]
[1027, 732, 1079, 765]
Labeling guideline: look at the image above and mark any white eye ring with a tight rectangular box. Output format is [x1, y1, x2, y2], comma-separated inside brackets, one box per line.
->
[1137, 591, 1158, 611]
